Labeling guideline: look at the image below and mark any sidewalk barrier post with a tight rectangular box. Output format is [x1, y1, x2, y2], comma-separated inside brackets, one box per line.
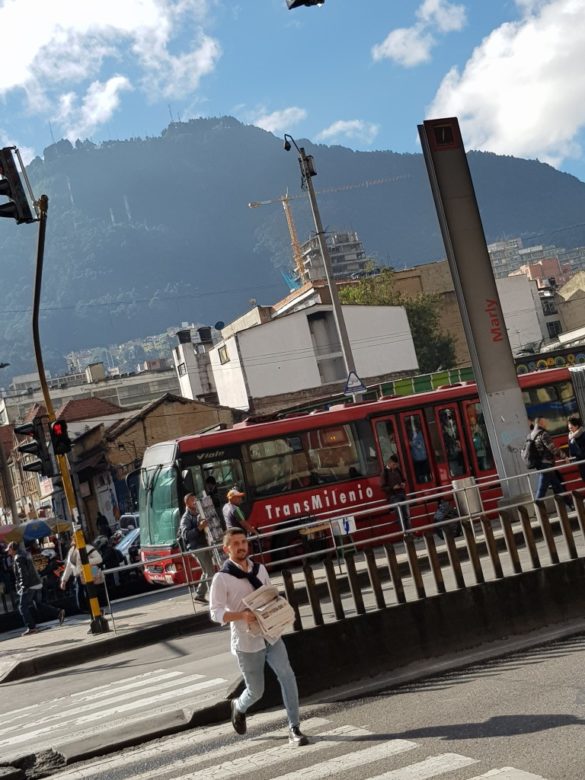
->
[534, 500, 560, 565]
[479, 514, 504, 579]
[460, 517, 485, 584]
[364, 547, 386, 609]
[323, 557, 345, 621]
[443, 531, 466, 589]
[516, 505, 541, 570]
[384, 543, 406, 604]
[404, 533, 426, 599]
[102, 572, 118, 635]
[302, 561, 324, 627]
[554, 496, 578, 560]
[499, 509, 522, 575]
[423, 532, 446, 594]
[281, 569, 303, 631]
[344, 551, 366, 615]
[574, 492, 585, 537]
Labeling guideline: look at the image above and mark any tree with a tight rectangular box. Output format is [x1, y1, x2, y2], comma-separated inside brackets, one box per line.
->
[339, 269, 456, 374]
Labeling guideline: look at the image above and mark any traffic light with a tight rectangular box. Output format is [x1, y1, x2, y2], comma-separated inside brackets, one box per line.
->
[14, 418, 54, 477]
[287, 0, 324, 7]
[0, 147, 36, 224]
[50, 419, 72, 455]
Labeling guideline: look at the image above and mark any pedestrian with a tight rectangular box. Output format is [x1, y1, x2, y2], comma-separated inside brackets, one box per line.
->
[568, 415, 585, 482]
[7, 542, 64, 636]
[59, 539, 105, 611]
[381, 454, 411, 530]
[222, 488, 259, 537]
[179, 493, 215, 604]
[530, 417, 574, 509]
[204, 475, 222, 514]
[95, 512, 112, 539]
[209, 527, 308, 746]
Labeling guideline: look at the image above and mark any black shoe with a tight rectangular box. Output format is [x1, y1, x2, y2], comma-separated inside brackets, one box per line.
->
[21, 627, 39, 637]
[230, 699, 247, 735]
[288, 725, 308, 746]
[58, 609, 66, 626]
[194, 595, 208, 604]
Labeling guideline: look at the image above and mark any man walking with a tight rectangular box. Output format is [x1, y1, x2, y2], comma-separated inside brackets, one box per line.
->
[8, 542, 64, 636]
[381, 454, 411, 530]
[179, 493, 215, 604]
[531, 417, 573, 508]
[209, 527, 308, 746]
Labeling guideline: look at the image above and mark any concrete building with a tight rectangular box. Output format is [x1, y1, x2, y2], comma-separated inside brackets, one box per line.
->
[391, 260, 546, 364]
[0, 364, 181, 426]
[172, 327, 217, 404]
[300, 231, 369, 281]
[556, 271, 585, 333]
[208, 301, 417, 413]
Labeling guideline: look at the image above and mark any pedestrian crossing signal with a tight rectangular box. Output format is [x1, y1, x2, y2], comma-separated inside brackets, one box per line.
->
[50, 419, 72, 455]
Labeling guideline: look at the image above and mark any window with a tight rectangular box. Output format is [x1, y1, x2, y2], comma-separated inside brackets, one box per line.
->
[522, 381, 577, 436]
[404, 413, 432, 483]
[542, 300, 557, 315]
[465, 402, 495, 472]
[243, 421, 378, 498]
[437, 407, 466, 477]
[546, 320, 562, 338]
[177, 362, 187, 377]
[218, 345, 230, 364]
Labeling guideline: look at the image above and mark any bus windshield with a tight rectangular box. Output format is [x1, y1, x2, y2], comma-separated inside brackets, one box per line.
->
[140, 465, 180, 547]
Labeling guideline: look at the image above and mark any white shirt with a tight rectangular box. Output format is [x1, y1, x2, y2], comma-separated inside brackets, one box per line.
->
[209, 559, 271, 655]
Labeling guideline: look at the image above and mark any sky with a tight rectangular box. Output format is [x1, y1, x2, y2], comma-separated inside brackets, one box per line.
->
[1, 0, 585, 182]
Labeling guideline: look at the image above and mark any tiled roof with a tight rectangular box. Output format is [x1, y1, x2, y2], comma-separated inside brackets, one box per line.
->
[56, 397, 125, 423]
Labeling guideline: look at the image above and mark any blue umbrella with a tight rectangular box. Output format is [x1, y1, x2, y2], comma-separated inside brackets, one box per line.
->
[19, 519, 55, 542]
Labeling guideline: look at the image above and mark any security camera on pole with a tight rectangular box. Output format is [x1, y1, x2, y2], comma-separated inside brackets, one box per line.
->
[283, 134, 364, 401]
[0, 147, 108, 634]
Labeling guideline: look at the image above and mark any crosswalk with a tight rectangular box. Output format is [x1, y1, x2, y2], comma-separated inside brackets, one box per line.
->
[0, 667, 227, 761]
[42, 711, 546, 780]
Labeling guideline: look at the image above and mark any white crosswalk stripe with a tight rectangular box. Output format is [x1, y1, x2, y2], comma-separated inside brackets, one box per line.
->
[0, 668, 227, 757]
[468, 770, 546, 779]
[27, 709, 550, 780]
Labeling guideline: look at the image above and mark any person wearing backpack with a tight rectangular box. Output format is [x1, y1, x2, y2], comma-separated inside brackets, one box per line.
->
[568, 416, 585, 482]
[530, 418, 573, 509]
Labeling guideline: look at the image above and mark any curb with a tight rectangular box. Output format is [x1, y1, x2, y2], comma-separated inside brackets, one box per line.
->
[0, 612, 213, 684]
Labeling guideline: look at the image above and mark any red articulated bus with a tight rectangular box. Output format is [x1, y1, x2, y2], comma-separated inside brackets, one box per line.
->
[139, 366, 584, 585]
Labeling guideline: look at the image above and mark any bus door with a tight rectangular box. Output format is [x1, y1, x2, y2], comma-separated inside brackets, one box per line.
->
[462, 400, 496, 476]
[398, 411, 437, 490]
[434, 404, 471, 484]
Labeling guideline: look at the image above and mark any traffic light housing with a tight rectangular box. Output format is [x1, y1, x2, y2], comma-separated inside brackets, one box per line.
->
[14, 418, 54, 477]
[50, 419, 72, 455]
[0, 147, 36, 224]
[287, 0, 324, 7]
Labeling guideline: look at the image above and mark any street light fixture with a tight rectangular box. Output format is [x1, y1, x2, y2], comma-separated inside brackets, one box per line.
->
[283, 133, 360, 393]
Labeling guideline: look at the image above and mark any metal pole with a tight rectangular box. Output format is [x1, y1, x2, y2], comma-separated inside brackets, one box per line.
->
[31, 195, 108, 633]
[0, 431, 19, 523]
[299, 147, 356, 377]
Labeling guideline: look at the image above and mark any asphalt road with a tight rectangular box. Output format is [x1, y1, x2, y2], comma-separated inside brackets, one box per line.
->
[5, 629, 585, 778]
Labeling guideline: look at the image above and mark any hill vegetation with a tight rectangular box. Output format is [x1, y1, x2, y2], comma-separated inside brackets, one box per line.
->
[1, 116, 585, 379]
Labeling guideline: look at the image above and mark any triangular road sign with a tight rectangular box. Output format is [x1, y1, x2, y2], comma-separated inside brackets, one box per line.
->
[344, 370, 367, 395]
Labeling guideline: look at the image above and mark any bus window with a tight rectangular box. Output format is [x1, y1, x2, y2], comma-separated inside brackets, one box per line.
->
[465, 402, 494, 472]
[437, 407, 466, 478]
[375, 419, 398, 466]
[182, 456, 245, 507]
[522, 381, 577, 436]
[403, 413, 432, 483]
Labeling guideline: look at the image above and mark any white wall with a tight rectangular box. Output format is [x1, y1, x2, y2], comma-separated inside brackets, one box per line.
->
[209, 304, 418, 409]
[497, 276, 544, 350]
[209, 336, 249, 410]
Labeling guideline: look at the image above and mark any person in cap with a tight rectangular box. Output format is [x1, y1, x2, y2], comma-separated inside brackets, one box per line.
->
[222, 488, 258, 537]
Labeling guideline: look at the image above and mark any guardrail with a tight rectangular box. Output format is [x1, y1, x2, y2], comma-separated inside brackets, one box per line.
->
[95, 458, 585, 635]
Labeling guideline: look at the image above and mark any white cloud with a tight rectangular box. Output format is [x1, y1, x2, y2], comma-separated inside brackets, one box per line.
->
[253, 107, 307, 134]
[427, 0, 585, 167]
[57, 76, 133, 141]
[0, 0, 218, 138]
[372, 0, 466, 67]
[316, 120, 380, 146]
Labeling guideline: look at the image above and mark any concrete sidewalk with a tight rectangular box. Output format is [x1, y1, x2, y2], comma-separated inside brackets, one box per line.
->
[0, 584, 213, 684]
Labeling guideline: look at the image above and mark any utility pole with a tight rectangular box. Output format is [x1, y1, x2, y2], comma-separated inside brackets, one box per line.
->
[0, 148, 108, 632]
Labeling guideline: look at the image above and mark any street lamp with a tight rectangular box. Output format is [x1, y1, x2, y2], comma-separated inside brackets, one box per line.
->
[283, 134, 360, 392]
[286, 0, 325, 8]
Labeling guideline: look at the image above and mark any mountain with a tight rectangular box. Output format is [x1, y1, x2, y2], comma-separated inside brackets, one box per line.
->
[1, 116, 585, 380]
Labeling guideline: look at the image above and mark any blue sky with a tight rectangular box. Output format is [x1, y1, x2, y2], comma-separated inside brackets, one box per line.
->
[1, 0, 585, 182]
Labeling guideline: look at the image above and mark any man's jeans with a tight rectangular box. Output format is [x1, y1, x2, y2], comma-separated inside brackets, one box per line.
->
[235, 639, 300, 728]
[18, 588, 60, 629]
[192, 549, 215, 598]
[536, 467, 573, 506]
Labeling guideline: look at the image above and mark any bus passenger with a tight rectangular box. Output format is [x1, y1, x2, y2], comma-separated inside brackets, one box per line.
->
[223, 489, 259, 537]
[381, 455, 410, 530]
[410, 425, 430, 483]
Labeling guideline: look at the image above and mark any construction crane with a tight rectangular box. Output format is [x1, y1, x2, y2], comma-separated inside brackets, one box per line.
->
[248, 174, 409, 286]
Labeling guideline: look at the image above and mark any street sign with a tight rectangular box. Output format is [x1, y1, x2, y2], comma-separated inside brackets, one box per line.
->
[344, 370, 367, 396]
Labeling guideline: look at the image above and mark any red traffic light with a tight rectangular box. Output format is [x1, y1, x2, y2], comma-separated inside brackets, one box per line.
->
[50, 419, 72, 455]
